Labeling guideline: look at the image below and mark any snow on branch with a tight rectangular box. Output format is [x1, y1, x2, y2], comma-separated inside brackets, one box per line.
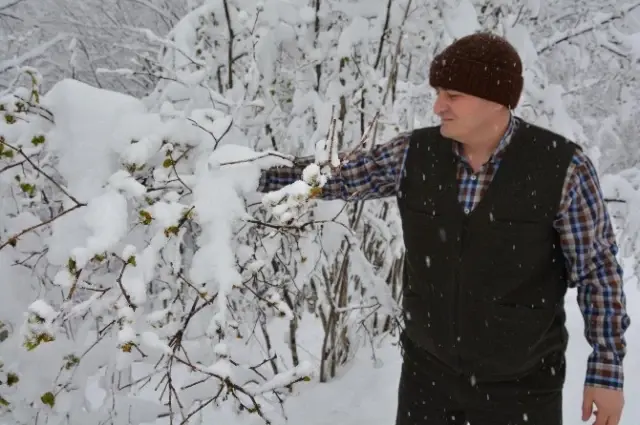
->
[536, 2, 640, 54]
[0, 34, 69, 75]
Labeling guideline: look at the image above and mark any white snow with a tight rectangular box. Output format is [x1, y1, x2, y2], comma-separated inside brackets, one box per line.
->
[442, 0, 480, 39]
[206, 358, 233, 379]
[140, 331, 172, 354]
[299, 6, 316, 23]
[0, 1, 638, 425]
[118, 324, 137, 344]
[27, 300, 58, 323]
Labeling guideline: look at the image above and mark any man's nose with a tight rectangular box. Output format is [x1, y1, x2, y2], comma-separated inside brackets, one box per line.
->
[433, 93, 448, 115]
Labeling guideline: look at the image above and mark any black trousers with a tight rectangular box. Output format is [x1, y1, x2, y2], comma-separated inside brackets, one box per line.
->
[395, 337, 566, 425]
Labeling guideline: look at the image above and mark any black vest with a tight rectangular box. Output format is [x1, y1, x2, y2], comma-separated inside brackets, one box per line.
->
[397, 119, 578, 381]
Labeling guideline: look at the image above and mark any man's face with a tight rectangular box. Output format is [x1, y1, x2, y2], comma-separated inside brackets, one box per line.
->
[432, 88, 502, 142]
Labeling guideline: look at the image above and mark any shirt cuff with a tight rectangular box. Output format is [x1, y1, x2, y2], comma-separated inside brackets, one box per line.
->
[585, 353, 624, 390]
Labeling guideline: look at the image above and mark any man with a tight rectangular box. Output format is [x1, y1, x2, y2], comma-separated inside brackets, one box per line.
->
[257, 32, 630, 425]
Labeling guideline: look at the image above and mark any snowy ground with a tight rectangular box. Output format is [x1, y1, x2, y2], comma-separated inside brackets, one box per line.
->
[196, 281, 639, 425]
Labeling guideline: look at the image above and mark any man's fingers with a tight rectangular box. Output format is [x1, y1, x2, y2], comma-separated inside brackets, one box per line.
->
[608, 412, 622, 425]
[582, 395, 594, 421]
[592, 409, 613, 425]
[593, 412, 605, 425]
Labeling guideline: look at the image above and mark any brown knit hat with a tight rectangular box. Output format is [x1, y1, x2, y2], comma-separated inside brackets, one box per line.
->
[429, 32, 524, 109]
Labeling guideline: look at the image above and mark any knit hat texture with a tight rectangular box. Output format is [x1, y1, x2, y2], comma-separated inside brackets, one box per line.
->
[429, 32, 524, 109]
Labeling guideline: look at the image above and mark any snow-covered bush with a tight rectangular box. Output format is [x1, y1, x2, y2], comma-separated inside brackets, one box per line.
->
[0, 67, 319, 425]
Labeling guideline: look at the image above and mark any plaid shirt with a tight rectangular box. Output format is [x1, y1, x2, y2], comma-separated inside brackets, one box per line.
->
[258, 115, 631, 390]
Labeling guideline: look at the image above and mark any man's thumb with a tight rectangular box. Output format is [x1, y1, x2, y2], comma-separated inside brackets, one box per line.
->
[582, 393, 593, 421]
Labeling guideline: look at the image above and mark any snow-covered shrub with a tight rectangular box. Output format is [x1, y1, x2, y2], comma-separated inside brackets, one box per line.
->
[0, 67, 319, 425]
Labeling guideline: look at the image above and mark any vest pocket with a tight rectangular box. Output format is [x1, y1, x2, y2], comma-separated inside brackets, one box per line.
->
[462, 303, 554, 376]
[484, 217, 554, 269]
[489, 217, 551, 241]
[492, 303, 553, 349]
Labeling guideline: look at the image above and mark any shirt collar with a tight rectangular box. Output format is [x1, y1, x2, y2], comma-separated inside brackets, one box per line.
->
[452, 113, 518, 165]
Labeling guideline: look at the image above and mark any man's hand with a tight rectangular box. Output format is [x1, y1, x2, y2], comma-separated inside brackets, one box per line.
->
[582, 386, 624, 425]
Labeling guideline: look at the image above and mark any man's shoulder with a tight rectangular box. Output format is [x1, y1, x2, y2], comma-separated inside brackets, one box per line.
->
[514, 116, 581, 150]
[379, 126, 442, 150]
[401, 125, 444, 149]
[408, 125, 442, 138]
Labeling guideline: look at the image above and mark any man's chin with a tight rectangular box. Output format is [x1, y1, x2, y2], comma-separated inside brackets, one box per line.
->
[439, 122, 455, 138]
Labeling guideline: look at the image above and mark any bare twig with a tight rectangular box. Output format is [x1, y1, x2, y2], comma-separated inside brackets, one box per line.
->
[0, 204, 84, 250]
[217, 151, 294, 167]
[0, 139, 83, 205]
[115, 259, 137, 310]
[166, 149, 193, 194]
[0, 0, 24, 12]
[222, 0, 235, 89]
[537, 2, 640, 54]
[373, 0, 393, 70]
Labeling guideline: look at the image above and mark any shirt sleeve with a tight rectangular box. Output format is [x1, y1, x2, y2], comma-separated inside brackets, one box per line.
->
[257, 132, 411, 201]
[554, 148, 631, 390]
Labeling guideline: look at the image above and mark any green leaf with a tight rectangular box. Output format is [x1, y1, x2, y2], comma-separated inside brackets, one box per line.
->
[31, 135, 45, 146]
[40, 391, 55, 407]
[6, 373, 18, 387]
[63, 354, 80, 370]
[164, 226, 179, 237]
[19, 183, 36, 197]
[67, 257, 77, 273]
[139, 210, 152, 225]
[24, 332, 55, 351]
[120, 341, 135, 352]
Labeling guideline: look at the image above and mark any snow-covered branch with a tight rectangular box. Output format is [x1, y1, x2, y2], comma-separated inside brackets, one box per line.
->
[536, 2, 640, 54]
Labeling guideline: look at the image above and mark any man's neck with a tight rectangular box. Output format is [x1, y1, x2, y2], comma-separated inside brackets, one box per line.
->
[461, 113, 511, 170]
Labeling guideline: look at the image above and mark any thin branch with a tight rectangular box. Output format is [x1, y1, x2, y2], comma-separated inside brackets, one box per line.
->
[373, 0, 393, 70]
[222, 0, 235, 89]
[217, 151, 294, 167]
[0, 0, 24, 12]
[537, 2, 640, 54]
[0, 33, 68, 73]
[0, 139, 83, 205]
[0, 204, 84, 250]
[115, 259, 137, 310]
[0, 159, 26, 173]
